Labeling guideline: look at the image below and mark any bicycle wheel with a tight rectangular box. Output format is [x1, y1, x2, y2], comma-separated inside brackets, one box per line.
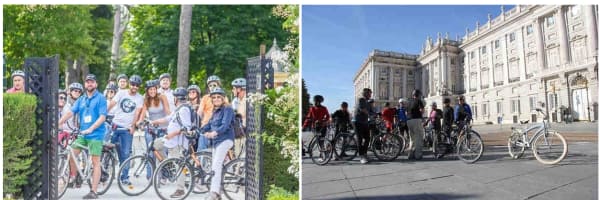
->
[222, 158, 246, 200]
[372, 133, 402, 161]
[191, 151, 212, 194]
[508, 131, 525, 159]
[117, 155, 154, 196]
[456, 131, 484, 163]
[91, 151, 116, 195]
[532, 131, 568, 165]
[153, 158, 194, 200]
[333, 133, 358, 161]
[57, 152, 70, 199]
[309, 137, 333, 165]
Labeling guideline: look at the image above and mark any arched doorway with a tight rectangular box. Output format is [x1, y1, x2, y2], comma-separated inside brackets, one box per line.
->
[570, 73, 589, 121]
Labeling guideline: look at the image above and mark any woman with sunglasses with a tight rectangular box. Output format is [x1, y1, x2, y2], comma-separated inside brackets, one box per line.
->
[197, 75, 229, 151]
[61, 82, 84, 133]
[105, 83, 118, 114]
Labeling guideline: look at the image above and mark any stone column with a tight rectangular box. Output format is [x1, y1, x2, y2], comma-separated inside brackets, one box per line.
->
[466, 52, 471, 92]
[388, 66, 393, 101]
[519, 26, 527, 80]
[441, 51, 447, 92]
[556, 6, 570, 65]
[504, 34, 510, 84]
[583, 5, 598, 59]
[476, 47, 482, 90]
[404, 67, 408, 98]
[430, 61, 435, 96]
[488, 41, 494, 87]
[534, 18, 547, 69]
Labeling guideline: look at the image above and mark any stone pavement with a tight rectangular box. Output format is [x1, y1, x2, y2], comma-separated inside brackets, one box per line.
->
[302, 122, 598, 200]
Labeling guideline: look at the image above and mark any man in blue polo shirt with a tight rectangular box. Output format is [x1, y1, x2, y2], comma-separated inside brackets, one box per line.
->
[59, 74, 107, 199]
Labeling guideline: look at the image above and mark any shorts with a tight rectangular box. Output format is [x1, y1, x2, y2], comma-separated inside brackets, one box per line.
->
[72, 137, 104, 156]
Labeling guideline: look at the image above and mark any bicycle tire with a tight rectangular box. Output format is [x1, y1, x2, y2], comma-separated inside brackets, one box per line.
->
[456, 130, 484, 163]
[372, 133, 402, 161]
[333, 133, 358, 161]
[309, 136, 333, 165]
[222, 158, 246, 200]
[507, 131, 525, 159]
[57, 152, 70, 199]
[117, 155, 154, 196]
[532, 131, 568, 165]
[88, 151, 115, 195]
[153, 157, 194, 200]
[191, 151, 212, 194]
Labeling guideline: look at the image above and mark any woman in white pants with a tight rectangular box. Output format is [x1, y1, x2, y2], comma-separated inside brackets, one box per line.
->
[200, 87, 235, 200]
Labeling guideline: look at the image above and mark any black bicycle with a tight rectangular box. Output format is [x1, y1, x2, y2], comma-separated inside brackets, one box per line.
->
[432, 120, 484, 163]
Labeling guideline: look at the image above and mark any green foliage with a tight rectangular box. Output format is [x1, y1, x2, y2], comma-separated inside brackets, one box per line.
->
[266, 185, 300, 200]
[301, 78, 310, 120]
[121, 5, 290, 90]
[2, 93, 38, 198]
[3, 5, 113, 89]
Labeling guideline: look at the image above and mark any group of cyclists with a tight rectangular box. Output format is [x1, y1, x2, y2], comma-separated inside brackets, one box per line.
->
[303, 88, 473, 164]
[8, 69, 246, 200]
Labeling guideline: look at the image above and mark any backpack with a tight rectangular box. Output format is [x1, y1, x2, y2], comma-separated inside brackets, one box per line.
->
[233, 113, 246, 138]
[175, 103, 200, 131]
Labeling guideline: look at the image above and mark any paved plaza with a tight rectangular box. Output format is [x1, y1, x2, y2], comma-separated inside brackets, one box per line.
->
[302, 122, 598, 200]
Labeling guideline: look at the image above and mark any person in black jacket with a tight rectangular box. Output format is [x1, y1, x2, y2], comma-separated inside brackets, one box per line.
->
[442, 98, 454, 141]
[332, 102, 351, 137]
[406, 89, 425, 160]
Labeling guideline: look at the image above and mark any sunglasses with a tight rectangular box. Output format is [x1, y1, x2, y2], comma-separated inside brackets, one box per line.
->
[59, 96, 66, 100]
[72, 90, 82, 93]
[208, 84, 218, 88]
[108, 90, 115, 93]
[130, 84, 140, 87]
[211, 96, 223, 100]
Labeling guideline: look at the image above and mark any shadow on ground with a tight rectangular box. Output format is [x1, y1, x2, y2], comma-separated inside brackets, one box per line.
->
[309, 193, 479, 200]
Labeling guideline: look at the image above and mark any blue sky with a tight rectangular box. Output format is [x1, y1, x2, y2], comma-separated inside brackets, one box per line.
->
[302, 5, 515, 111]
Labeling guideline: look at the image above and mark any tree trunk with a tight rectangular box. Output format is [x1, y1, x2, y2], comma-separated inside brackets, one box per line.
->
[109, 5, 129, 81]
[177, 5, 193, 87]
[65, 59, 75, 88]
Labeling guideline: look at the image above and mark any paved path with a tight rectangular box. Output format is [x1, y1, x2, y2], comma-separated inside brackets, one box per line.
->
[302, 122, 598, 200]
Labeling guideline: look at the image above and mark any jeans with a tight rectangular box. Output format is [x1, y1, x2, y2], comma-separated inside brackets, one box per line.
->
[210, 140, 234, 193]
[145, 129, 166, 179]
[197, 134, 211, 152]
[112, 125, 133, 181]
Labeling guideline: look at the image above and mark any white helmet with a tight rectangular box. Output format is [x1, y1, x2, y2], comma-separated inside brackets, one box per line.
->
[398, 98, 405, 103]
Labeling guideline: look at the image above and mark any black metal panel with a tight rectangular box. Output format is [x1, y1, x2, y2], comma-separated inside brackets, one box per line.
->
[245, 54, 273, 200]
[23, 56, 59, 200]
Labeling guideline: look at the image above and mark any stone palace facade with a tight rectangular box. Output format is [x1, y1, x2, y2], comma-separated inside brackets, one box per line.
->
[353, 5, 598, 124]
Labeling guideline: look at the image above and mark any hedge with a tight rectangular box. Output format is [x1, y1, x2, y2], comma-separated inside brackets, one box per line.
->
[3, 93, 38, 198]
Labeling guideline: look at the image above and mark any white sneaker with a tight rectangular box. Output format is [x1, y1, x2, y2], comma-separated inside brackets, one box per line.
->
[360, 157, 368, 164]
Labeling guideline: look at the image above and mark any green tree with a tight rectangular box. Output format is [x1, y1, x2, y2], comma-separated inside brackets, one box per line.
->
[302, 78, 310, 120]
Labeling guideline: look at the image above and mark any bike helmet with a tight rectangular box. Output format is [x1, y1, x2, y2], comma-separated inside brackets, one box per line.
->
[145, 79, 159, 89]
[231, 78, 246, 88]
[11, 70, 25, 79]
[209, 87, 226, 96]
[117, 74, 128, 81]
[129, 75, 142, 85]
[173, 87, 188, 99]
[187, 85, 201, 93]
[207, 75, 221, 85]
[313, 95, 324, 103]
[105, 83, 118, 91]
[398, 98, 405, 103]
[159, 73, 171, 81]
[183, 129, 198, 140]
[58, 89, 67, 96]
[69, 82, 83, 91]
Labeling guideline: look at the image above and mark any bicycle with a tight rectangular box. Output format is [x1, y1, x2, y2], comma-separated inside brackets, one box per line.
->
[454, 120, 484, 163]
[307, 121, 334, 165]
[152, 129, 244, 200]
[57, 129, 117, 198]
[116, 119, 179, 196]
[334, 117, 405, 162]
[508, 108, 568, 165]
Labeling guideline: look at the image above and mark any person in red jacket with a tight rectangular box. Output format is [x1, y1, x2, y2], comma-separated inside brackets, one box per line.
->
[303, 95, 330, 138]
[381, 102, 396, 133]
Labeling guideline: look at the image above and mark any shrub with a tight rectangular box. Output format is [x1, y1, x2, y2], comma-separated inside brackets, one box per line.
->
[3, 93, 38, 198]
[266, 185, 300, 200]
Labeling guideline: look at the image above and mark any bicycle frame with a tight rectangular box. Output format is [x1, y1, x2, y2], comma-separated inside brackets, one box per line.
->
[514, 109, 550, 148]
[63, 140, 93, 181]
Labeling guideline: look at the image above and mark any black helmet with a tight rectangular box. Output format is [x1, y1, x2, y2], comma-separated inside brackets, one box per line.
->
[159, 73, 171, 81]
[412, 89, 422, 97]
[145, 79, 159, 89]
[117, 74, 128, 81]
[210, 87, 226, 96]
[105, 83, 118, 91]
[341, 102, 348, 107]
[313, 95, 324, 103]
[443, 98, 451, 104]
[173, 87, 188, 99]
[129, 75, 142, 85]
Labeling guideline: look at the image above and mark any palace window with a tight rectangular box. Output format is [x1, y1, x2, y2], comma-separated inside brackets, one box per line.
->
[481, 46, 487, 55]
[511, 99, 521, 113]
[529, 96, 537, 111]
[509, 32, 516, 42]
[494, 40, 500, 49]
[497, 101, 503, 114]
[546, 15, 555, 27]
[526, 25, 534, 35]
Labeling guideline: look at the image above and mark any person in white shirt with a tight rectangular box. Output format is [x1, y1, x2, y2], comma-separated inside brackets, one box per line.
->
[157, 73, 176, 111]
